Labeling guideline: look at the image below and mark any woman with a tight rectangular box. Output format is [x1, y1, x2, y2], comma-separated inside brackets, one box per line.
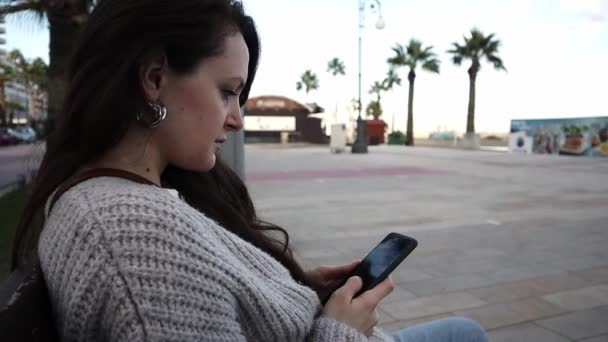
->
[12, 0, 488, 341]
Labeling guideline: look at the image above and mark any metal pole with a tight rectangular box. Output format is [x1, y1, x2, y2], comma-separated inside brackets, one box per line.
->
[352, 0, 368, 153]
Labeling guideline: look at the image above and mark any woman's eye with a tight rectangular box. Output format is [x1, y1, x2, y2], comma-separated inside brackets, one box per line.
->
[221, 90, 237, 102]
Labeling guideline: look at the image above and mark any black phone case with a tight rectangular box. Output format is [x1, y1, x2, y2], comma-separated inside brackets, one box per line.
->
[319, 232, 418, 305]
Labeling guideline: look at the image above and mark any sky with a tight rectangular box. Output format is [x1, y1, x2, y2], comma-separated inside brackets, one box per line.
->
[5, 0, 608, 136]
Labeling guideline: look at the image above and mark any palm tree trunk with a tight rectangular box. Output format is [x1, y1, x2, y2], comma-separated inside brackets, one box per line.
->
[45, 0, 89, 136]
[466, 61, 479, 134]
[0, 78, 6, 126]
[406, 69, 416, 146]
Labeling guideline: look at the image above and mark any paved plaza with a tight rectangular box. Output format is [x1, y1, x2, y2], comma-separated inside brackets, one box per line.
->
[246, 144, 608, 341]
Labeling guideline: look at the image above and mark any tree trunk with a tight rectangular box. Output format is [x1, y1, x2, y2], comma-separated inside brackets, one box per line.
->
[45, 0, 89, 136]
[466, 60, 479, 134]
[406, 69, 416, 146]
[0, 78, 6, 126]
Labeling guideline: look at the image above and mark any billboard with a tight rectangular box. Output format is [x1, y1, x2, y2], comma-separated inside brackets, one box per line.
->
[510, 117, 608, 157]
[244, 116, 296, 132]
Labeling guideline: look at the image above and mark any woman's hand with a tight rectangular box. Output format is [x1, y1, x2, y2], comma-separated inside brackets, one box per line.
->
[306, 260, 360, 293]
[322, 276, 394, 336]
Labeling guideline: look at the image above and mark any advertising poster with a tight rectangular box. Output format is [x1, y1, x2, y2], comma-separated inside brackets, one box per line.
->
[510, 117, 608, 157]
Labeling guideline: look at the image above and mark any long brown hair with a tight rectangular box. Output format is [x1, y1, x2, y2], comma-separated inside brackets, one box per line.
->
[12, 0, 311, 286]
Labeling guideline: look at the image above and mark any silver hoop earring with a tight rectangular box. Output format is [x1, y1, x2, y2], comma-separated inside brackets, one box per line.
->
[136, 101, 167, 128]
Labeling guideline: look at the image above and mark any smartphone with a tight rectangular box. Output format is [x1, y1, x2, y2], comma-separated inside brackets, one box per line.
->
[320, 233, 418, 305]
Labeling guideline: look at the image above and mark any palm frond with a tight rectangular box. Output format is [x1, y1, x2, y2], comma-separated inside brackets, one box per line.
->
[482, 40, 500, 58]
[406, 39, 422, 58]
[419, 46, 435, 60]
[486, 54, 506, 71]
[327, 57, 346, 76]
[0, 0, 46, 23]
[451, 55, 463, 65]
[422, 59, 440, 73]
[387, 44, 408, 67]
[383, 68, 401, 90]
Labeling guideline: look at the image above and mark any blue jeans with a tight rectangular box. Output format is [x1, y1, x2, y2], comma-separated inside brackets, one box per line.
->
[391, 317, 488, 342]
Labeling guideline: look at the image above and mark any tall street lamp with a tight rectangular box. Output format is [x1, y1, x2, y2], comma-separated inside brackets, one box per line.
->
[352, 0, 385, 154]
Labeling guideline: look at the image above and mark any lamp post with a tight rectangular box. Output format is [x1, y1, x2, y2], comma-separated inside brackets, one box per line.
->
[352, 0, 385, 154]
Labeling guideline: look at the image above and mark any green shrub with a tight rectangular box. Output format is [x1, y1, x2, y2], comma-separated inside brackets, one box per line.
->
[388, 131, 406, 145]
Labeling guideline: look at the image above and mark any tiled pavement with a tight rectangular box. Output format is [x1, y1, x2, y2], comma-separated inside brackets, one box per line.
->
[246, 145, 608, 341]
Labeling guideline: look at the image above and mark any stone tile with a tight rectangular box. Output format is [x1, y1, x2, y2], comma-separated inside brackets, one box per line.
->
[479, 266, 550, 283]
[378, 307, 397, 325]
[389, 284, 418, 302]
[381, 292, 486, 321]
[468, 280, 546, 304]
[392, 267, 433, 283]
[524, 273, 592, 293]
[580, 335, 608, 342]
[403, 274, 496, 297]
[543, 285, 608, 311]
[395, 313, 456, 330]
[573, 267, 608, 285]
[545, 256, 608, 273]
[418, 258, 512, 277]
[536, 305, 608, 340]
[454, 298, 567, 330]
[468, 272, 591, 304]
[378, 313, 456, 333]
[487, 323, 570, 342]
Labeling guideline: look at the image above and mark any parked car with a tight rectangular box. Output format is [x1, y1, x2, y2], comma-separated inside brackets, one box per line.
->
[0, 128, 20, 146]
[7, 126, 37, 143]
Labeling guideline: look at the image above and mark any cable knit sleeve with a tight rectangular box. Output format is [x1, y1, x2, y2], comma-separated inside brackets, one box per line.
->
[39, 192, 248, 341]
[308, 317, 394, 342]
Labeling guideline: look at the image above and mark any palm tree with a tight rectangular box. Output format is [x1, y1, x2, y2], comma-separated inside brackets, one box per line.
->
[447, 28, 506, 135]
[382, 68, 401, 92]
[296, 69, 319, 95]
[388, 39, 440, 146]
[1, 49, 49, 123]
[0, 0, 93, 134]
[326, 57, 346, 127]
[368, 81, 384, 102]
[366, 100, 382, 120]
[327, 57, 346, 77]
[24, 57, 49, 120]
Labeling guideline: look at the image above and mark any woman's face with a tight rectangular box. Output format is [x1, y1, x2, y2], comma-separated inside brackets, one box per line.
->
[156, 33, 249, 172]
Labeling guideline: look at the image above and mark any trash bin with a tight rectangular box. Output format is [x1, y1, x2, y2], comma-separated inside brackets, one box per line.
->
[330, 124, 347, 153]
[280, 132, 289, 144]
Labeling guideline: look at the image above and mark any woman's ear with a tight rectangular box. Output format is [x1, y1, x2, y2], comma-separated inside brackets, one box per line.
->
[139, 50, 168, 102]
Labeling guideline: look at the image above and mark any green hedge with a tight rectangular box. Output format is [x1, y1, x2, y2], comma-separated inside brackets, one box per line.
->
[0, 186, 28, 280]
[387, 131, 407, 145]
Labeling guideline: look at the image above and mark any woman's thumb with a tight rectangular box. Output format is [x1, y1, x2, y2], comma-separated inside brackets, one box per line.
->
[342, 276, 363, 298]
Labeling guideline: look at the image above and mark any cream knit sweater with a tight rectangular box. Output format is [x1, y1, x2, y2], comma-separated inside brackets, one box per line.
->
[39, 177, 394, 341]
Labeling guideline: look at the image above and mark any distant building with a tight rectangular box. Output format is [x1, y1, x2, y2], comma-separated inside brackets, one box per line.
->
[32, 91, 48, 121]
[0, 15, 6, 56]
[243, 95, 326, 144]
[4, 79, 30, 123]
[0, 42, 48, 124]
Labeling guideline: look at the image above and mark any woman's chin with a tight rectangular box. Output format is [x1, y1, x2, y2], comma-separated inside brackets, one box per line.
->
[199, 153, 216, 172]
